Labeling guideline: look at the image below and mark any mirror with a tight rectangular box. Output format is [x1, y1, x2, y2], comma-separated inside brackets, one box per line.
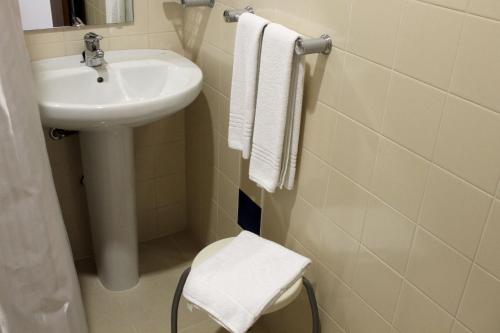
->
[18, 0, 134, 31]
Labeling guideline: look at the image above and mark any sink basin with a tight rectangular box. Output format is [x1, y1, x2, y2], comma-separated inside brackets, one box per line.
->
[33, 49, 202, 130]
[32, 49, 202, 291]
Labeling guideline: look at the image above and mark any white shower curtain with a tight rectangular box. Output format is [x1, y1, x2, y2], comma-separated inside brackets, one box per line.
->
[0, 0, 88, 332]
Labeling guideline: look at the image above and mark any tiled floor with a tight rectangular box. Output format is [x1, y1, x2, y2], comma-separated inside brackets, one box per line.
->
[76, 232, 268, 333]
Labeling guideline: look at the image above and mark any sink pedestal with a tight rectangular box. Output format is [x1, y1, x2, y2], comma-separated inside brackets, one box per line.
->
[80, 127, 139, 291]
[33, 49, 203, 291]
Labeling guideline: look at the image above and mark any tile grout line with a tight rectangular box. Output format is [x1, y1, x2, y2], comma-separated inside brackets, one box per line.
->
[452, 192, 498, 332]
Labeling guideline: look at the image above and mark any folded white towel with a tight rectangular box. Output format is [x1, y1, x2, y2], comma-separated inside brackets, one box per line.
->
[182, 231, 311, 333]
[249, 24, 305, 193]
[228, 13, 269, 159]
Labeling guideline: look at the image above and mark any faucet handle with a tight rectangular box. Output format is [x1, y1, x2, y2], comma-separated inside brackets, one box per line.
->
[84, 32, 103, 52]
[84, 32, 103, 41]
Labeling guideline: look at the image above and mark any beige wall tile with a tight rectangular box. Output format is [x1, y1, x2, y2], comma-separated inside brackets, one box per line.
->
[458, 266, 500, 333]
[323, 169, 371, 240]
[451, 322, 473, 333]
[347, 293, 391, 333]
[198, 84, 220, 136]
[347, 0, 404, 66]
[217, 207, 241, 239]
[319, 219, 359, 283]
[468, 0, 500, 20]
[217, 173, 239, 220]
[155, 141, 186, 177]
[137, 209, 158, 242]
[148, 32, 184, 54]
[204, 4, 225, 50]
[362, 197, 415, 274]
[135, 146, 156, 181]
[289, 197, 326, 257]
[153, 111, 185, 144]
[419, 0, 468, 10]
[419, 166, 492, 258]
[157, 203, 186, 236]
[477, 200, 500, 279]
[451, 15, 500, 113]
[218, 51, 234, 97]
[137, 180, 156, 213]
[352, 247, 402, 321]
[329, 114, 380, 187]
[394, 282, 454, 333]
[339, 54, 392, 131]
[297, 149, 330, 210]
[25, 29, 64, 44]
[316, 264, 351, 328]
[196, 43, 223, 89]
[261, 190, 298, 245]
[305, 49, 346, 111]
[307, 0, 351, 50]
[155, 173, 186, 207]
[371, 139, 430, 220]
[108, 34, 149, 50]
[302, 102, 337, 162]
[434, 96, 500, 194]
[26, 42, 66, 61]
[148, 0, 181, 33]
[272, 0, 311, 34]
[217, 95, 230, 138]
[200, 201, 218, 240]
[218, 135, 241, 185]
[406, 228, 471, 314]
[395, 1, 463, 89]
[319, 309, 345, 333]
[382, 73, 446, 159]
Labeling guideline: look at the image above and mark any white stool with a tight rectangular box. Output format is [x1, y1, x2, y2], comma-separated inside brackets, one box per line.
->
[171, 237, 321, 333]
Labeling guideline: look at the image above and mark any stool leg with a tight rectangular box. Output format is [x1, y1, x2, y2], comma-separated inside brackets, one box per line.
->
[171, 267, 191, 333]
[302, 277, 321, 333]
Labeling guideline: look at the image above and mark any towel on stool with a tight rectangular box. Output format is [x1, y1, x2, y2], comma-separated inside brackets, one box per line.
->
[228, 13, 269, 159]
[249, 24, 305, 193]
[182, 231, 311, 333]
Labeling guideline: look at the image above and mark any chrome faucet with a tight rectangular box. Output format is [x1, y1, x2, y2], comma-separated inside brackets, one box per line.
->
[83, 32, 105, 67]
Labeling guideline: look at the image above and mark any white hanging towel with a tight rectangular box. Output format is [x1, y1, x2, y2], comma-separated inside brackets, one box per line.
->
[228, 13, 269, 159]
[182, 231, 311, 333]
[249, 23, 305, 193]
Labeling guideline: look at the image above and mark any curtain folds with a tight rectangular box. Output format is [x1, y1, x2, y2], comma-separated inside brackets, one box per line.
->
[0, 0, 88, 332]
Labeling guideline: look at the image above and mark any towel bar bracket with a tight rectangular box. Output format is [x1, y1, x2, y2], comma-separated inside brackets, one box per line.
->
[295, 34, 332, 56]
[223, 6, 254, 22]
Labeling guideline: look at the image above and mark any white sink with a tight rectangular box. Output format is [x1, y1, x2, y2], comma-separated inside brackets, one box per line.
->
[33, 49, 202, 129]
[32, 49, 202, 291]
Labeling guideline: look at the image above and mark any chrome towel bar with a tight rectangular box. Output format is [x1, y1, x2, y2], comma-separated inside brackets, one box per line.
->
[223, 7, 332, 56]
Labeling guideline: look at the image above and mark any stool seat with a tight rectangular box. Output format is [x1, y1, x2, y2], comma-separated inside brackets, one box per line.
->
[191, 237, 303, 314]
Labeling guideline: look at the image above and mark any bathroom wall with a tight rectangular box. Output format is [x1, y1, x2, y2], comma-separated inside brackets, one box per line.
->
[184, 1, 500, 333]
[24, 0, 187, 259]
